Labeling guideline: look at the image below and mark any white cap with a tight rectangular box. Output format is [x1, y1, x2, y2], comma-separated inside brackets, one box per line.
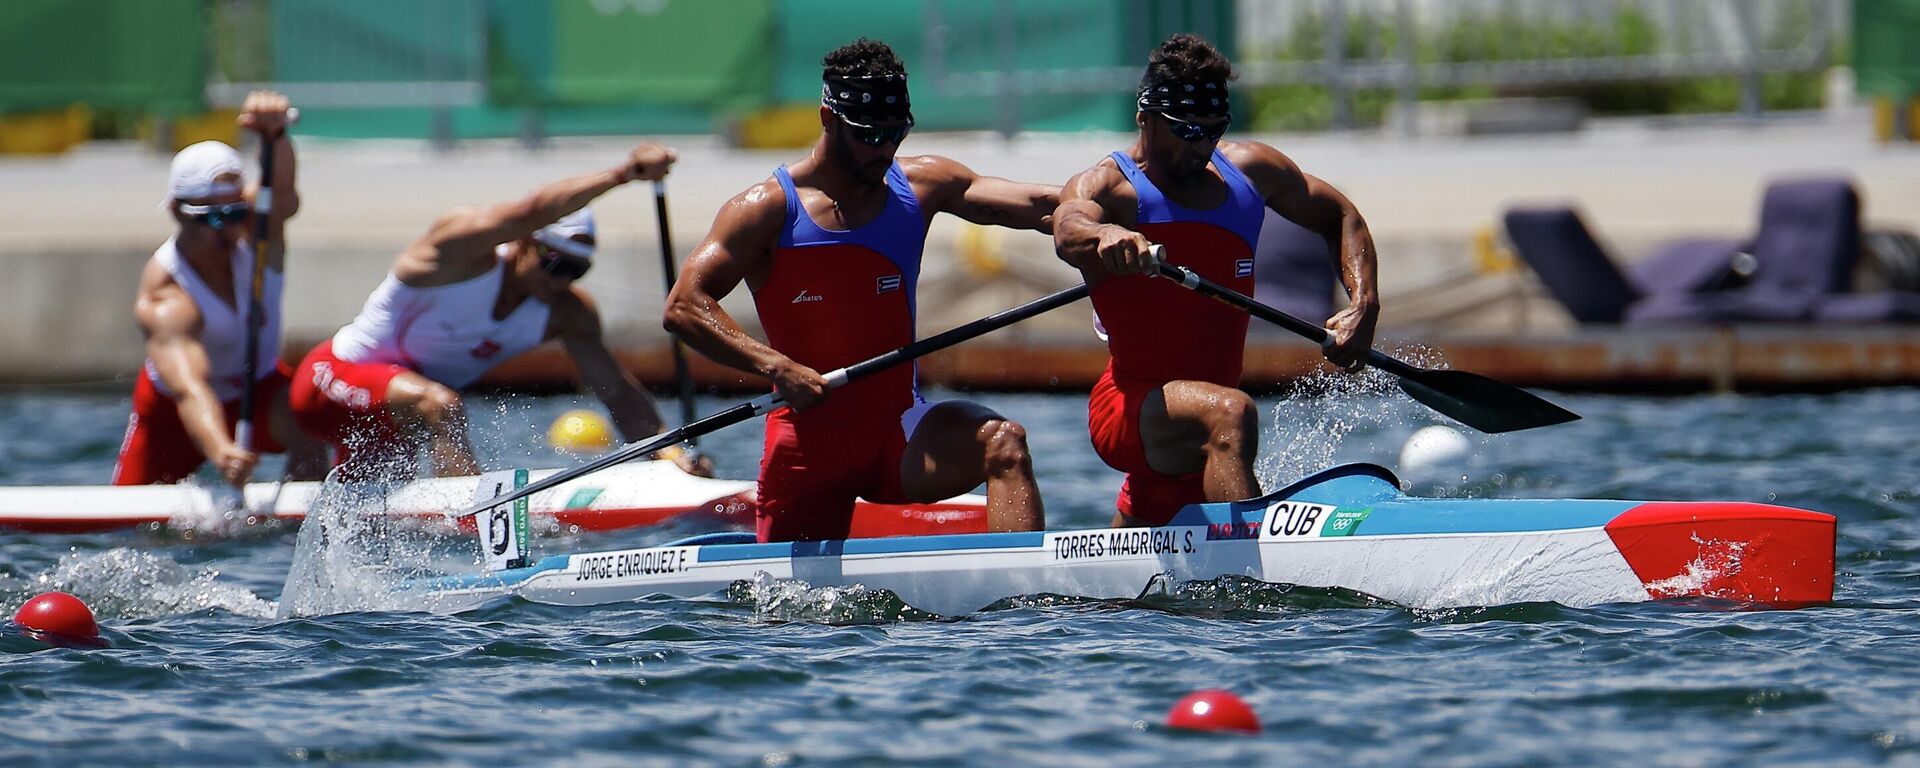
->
[168, 141, 244, 201]
[532, 208, 597, 259]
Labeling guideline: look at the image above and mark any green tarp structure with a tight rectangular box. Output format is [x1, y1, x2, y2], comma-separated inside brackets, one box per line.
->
[277, 0, 774, 140]
[776, 0, 1236, 132]
[1855, 0, 1920, 98]
[0, 0, 205, 116]
[0, 0, 1239, 138]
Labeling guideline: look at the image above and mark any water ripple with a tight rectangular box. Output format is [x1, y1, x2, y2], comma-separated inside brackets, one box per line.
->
[2, 390, 1918, 766]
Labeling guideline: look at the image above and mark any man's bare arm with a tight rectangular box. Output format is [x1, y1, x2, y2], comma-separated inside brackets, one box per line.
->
[407, 144, 677, 282]
[136, 280, 257, 484]
[238, 91, 299, 270]
[1052, 161, 1155, 276]
[909, 156, 1059, 234]
[664, 182, 811, 389]
[1230, 141, 1379, 368]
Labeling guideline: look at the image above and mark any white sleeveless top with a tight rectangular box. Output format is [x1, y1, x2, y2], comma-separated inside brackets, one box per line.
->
[329, 247, 552, 389]
[143, 236, 284, 402]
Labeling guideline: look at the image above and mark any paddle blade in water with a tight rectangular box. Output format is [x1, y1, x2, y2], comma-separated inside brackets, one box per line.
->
[1396, 369, 1581, 434]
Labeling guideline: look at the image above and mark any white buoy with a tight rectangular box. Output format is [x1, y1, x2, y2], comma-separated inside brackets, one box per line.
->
[1399, 425, 1473, 477]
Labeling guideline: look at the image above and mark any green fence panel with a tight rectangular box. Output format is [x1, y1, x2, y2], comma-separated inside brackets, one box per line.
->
[775, 0, 1234, 132]
[1856, 0, 1920, 97]
[272, 0, 485, 85]
[550, 0, 773, 110]
[0, 0, 205, 115]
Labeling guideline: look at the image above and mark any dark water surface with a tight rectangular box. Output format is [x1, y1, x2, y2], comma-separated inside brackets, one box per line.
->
[2, 381, 1916, 766]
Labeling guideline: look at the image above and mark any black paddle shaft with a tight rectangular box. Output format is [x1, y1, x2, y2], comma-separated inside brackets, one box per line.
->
[455, 282, 1093, 519]
[652, 182, 700, 443]
[1153, 261, 1579, 434]
[236, 133, 276, 451]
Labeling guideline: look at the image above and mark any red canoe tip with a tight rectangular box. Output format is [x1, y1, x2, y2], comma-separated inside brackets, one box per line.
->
[1606, 502, 1836, 606]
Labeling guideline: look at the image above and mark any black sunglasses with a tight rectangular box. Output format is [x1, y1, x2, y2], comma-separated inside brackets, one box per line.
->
[536, 244, 592, 280]
[178, 201, 252, 230]
[1160, 113, 1231, 142]
[837, 112, 912, 147]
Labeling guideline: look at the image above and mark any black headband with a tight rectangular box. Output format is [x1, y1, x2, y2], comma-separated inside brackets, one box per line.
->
[823, 74, 913, 127]
[1137, 76, 1231, 118]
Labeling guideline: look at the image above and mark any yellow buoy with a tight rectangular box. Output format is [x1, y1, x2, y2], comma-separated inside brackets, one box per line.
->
[548, 409, 614, 454]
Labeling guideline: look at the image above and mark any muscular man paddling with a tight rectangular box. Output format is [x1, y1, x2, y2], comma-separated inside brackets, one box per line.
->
[666, 39, 1057, 542]
[289, 144, 688, 480]
[1054, 34, 1381, 526]
[115, 91, 326, 488]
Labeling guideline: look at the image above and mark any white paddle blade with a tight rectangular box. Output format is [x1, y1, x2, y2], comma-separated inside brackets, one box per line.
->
[473, 469, 532, 572]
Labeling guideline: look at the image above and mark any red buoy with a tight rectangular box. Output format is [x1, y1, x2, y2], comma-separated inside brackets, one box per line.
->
[13, 591, 101, 645]
[1167, 689, 1261, 734]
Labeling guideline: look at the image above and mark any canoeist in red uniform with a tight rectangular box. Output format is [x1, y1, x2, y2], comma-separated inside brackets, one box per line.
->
[289, 143, 694, 481]
[1054, 34, 1382, 526]
[666, 39, 1058, 542]
[115, 91, 326, 488]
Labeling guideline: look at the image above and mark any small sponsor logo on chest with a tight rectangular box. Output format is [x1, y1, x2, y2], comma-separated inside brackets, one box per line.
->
[876, 275, 902, 294]
[1235, 259, 1254, 278]
[791, 289, 824, 304]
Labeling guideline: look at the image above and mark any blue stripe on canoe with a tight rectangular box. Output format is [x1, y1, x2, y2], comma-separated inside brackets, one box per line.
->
[1176, 465, 1640, 535]
[697, 530, 1049, 562]
[409, 554, 570, 592]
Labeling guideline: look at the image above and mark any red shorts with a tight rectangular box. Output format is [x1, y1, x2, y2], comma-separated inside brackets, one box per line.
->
[288, 340, 409, 471]
[1088, 369, 1206, 526]
[756, 409, 917, 543]
[111, 364, 292, 486]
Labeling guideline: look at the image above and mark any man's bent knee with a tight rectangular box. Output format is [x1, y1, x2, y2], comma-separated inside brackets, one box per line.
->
[1203, 390, 1257, 451]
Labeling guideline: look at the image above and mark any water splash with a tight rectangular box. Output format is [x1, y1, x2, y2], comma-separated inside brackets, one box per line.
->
[1255, 344, 1504, 494]
[1645, 536, 1747, 600]
[0, 548, 275, 619]
[157, 478, 298, 541]
[1257, 365, 1417, 486]
[1150, 574, 1386, 616]
[277, 479, 474, 618]
[727, 572, 934, 624]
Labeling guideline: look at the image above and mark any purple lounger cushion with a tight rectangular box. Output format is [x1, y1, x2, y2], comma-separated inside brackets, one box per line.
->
[1503, 207, 1640, 323]
[1813, 292, 1920, 323]
[1748, 178, 1861, 295]
[1624, 288, 1818, 324]
[1627, 238, 1743, 296]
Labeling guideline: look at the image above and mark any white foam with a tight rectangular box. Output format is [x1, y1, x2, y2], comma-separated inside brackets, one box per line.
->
[9, 548, 276, 620]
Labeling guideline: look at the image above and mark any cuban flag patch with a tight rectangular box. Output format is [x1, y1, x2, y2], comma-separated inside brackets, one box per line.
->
[1235, 259, 1254, 278]
[876, 275, 903, 294]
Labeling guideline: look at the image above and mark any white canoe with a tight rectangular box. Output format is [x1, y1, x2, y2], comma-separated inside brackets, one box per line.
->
[415, 463, 1836, 614]
[0, 459, 988, 536]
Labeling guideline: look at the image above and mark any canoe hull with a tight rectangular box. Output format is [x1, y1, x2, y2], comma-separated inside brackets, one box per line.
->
[420, 463, 1837, 614]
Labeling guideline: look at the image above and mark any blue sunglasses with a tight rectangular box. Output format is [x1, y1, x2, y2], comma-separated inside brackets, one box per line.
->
[1160, 113, 1231, 142]
[178, 201, 252, 230]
